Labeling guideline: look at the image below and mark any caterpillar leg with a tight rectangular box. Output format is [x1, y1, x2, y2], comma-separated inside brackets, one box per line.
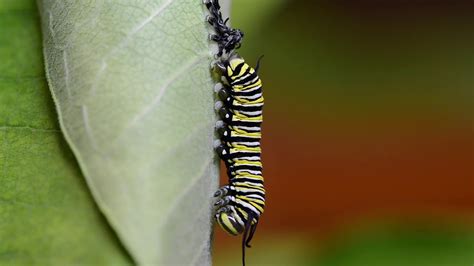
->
[215, 120, 227, 136]
[211, 60, 226, 73]
[214, 185, 231, 197]
[215, 205, 232, 215]
[214, 83, 233, 105]
[215, 101, 232, 122]
[215, 195, 234, 207]
[214, 139, 229, 160]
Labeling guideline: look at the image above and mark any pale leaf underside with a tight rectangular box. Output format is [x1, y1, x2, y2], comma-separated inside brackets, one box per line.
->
[38, 0, 220, 264]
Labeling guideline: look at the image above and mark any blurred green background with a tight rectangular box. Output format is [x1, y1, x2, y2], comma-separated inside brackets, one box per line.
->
[214, 1, 473, 265]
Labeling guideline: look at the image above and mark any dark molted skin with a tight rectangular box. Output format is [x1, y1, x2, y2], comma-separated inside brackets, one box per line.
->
[204, 0, 244, 56]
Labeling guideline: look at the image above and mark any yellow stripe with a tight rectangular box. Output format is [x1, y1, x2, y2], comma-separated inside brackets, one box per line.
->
[232, 81, 261, 92]
[234, 96, 264, 104]
[220, 213, 239, 235]
[237, 197, 265, 212]
[236, 208, 249, 220]
[233, 160, 262, 167]
[232, 112, 263, 121]
[233, 79, 262, 90]
[232, 127, 261, 136]
[233, 182, 265, 191]
[230, 145, 261, 152]
[234, 173, 263, 180]
[236, 187, 265, 193]
[231, 131, 261, 138]
[231, 64, 250, 80]
[236, 198, 264, 213]
[232, 117, 263, 123]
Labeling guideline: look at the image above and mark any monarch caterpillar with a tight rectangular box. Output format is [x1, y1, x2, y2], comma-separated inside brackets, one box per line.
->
[204, 1, 266, 265]
[213, 56, 265, 266]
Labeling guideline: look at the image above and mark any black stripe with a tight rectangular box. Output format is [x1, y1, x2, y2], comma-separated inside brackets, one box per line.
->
[223, 137, 261, 144]
[231, 87, 262, 97]
[234, 208, 247, 224]
[233, 202, 261, 217]
[229, 125, 262, 133]
[230, 104, 263, 112]
[228, 169, 262, 178]
[229, 62, 247, 80]
[231, 71, 258, 86]
[236, 208, 251, 224]
[235, 190, 265, 198]
[230, 165, 262, 172]
[226, 142, 261, 148]
[228, 151, 262, 158]
[226, 120, 262, 127]
[230, 177, 264, 185]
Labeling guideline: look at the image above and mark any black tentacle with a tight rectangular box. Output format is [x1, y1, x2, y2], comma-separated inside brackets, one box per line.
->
[245, 220, 259, 247]
[241, 212, 255, 266]
[255, 55, 265, 74]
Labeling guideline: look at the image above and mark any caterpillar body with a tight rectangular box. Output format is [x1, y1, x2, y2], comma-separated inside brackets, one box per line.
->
[213, 56, 265, 265]
[204, 0, 265, 265]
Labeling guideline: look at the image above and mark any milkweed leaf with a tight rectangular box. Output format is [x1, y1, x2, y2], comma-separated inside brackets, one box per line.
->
[38, 0, 220, 264]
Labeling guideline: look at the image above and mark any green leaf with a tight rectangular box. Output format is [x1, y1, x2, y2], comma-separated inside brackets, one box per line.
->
[0, 0, 132, 264]
[37, 0, 219, 264]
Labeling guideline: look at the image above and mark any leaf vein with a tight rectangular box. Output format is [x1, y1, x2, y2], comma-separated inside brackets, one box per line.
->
[81, 105, 99, 151]
[106, 0, 174, 60]
[124, 53, 208, 130]
[62, 50, 71, 98]
[0, 126, 60, 133]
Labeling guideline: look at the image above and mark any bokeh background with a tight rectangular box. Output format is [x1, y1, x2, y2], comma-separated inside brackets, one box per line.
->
[214, 1, 473, 265]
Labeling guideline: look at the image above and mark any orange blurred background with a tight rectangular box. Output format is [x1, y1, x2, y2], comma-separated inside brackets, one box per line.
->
[214, 1, 473, 265]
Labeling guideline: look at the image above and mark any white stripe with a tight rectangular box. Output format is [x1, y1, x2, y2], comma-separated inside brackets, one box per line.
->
[239, 110, 262, 116]
[231, 141, 261, 146]
[232, 75, 259, 86]
[233, 181, 264, 188]
[236, 187, 264, 193]
[241, 76, 259, 86]
[246, 194, 265, 201]
[232, 73, 251, 83]
[230, 135, 261, 140]
[228, 206, 246, 227]
[236, 84, 261, 93]
[234, 126, 261, 131]
[237, 92, 262, 100]
[236, 199, 261, 215]
[236, 169, 262, 175]
[233, 101, 263, 107]
[234, 156, 261, 161]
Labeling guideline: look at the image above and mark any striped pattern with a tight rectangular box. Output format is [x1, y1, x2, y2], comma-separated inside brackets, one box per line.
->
[214, 57, 265, 248]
